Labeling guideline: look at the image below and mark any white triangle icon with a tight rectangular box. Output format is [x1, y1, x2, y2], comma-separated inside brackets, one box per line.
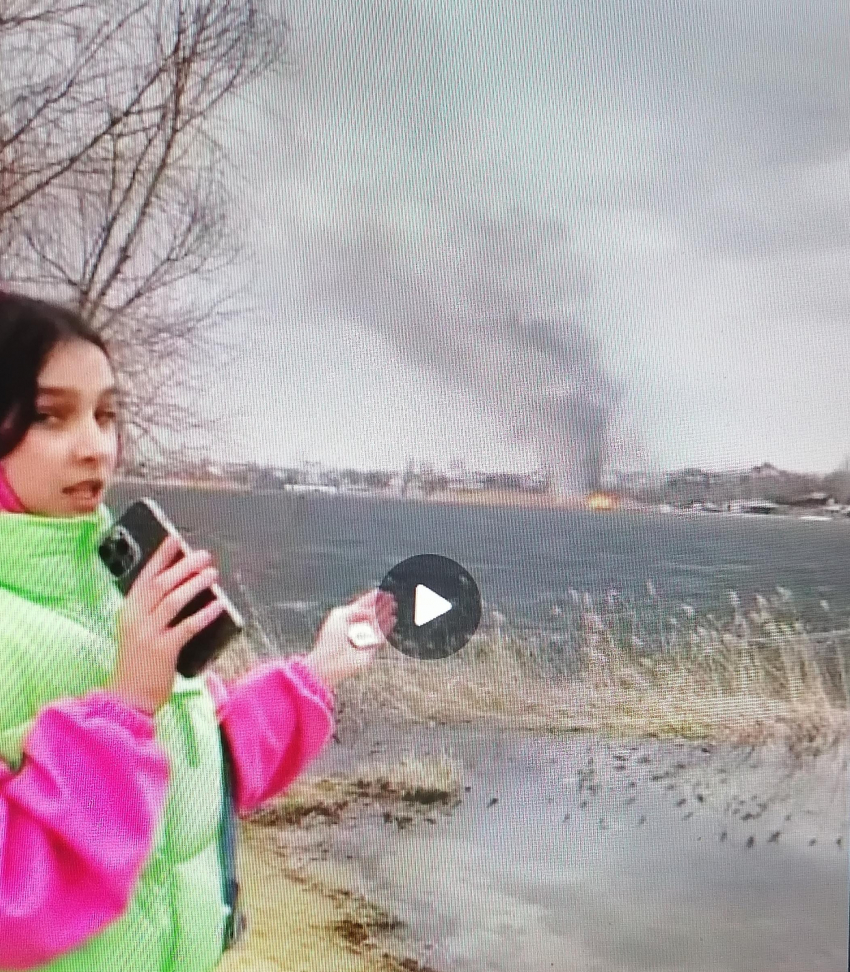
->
[414, 584, 453, 627]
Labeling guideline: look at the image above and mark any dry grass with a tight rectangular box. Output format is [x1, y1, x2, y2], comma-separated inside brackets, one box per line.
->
[214, 586, 850, 759]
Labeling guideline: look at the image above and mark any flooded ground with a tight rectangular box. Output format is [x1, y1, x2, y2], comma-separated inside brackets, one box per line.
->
[278, 722, 849, 972]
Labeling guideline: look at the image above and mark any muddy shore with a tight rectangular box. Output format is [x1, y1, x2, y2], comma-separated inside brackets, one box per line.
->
[271, 722, 849, 972]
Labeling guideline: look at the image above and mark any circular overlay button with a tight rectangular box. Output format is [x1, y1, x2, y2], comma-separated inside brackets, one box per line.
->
[378, 554, 482, 660]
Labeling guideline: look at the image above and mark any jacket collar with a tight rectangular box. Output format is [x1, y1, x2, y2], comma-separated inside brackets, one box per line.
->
[0, 501, 205, 703]
[0, 503, 121, 634]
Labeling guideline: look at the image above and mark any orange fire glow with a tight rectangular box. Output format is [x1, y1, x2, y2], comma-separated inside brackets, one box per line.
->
[586, 492, 618, 511]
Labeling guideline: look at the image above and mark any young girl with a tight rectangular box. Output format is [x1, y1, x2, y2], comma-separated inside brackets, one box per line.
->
[0, 291, 396, 971]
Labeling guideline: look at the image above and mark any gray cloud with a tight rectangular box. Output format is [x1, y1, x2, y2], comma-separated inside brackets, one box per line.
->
[221, 0, 849, 475]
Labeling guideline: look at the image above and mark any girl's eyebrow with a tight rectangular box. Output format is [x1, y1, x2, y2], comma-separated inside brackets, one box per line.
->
[37, 384, 119, 398]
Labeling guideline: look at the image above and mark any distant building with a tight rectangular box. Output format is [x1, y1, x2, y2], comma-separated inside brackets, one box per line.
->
[787, 492, 832, 507]
[750, 463, 783, 479]
[283, 483, 337, 494]
[730, 499, 779, 514]
[446, 471, 486, 491]
[301, 462, 324, 486]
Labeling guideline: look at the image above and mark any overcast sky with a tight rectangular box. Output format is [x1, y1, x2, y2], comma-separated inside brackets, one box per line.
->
[187, 0, 849, 476]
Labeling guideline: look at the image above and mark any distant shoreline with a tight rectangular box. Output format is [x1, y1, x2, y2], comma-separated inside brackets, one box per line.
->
[112, 478, 647, 511]
[111, 477, 850, 521]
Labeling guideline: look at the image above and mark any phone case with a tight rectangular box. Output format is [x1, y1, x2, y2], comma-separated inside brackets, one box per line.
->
[98, 498, 245, 678]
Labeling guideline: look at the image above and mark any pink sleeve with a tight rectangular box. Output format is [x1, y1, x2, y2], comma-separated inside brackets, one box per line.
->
[206, 656, 336, 816]
[0, 691, 170, 970]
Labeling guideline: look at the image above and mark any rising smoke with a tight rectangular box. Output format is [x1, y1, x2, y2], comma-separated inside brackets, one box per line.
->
[294, 208, 621, 496]
[511, 317, 620, 496]
[254, 1, 625, 495]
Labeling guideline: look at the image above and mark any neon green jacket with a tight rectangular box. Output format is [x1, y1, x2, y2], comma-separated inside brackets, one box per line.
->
[0, 504, 336, 971]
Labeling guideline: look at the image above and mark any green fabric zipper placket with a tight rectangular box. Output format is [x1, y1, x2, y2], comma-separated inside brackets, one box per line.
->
[172, 694, 200, 767]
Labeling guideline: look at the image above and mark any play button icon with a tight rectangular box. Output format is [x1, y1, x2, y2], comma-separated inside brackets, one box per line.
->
[414, 584, 453, 626]
[378, 554, 482, 660]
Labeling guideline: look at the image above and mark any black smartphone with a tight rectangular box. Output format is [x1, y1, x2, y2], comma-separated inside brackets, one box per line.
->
[98, 498, 245, 678]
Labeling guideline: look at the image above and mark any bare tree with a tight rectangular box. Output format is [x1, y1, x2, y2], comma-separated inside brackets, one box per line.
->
[0, 0, 289, 468]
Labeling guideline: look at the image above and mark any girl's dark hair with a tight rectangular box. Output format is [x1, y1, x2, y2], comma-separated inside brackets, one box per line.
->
[0, 290, 123, 462]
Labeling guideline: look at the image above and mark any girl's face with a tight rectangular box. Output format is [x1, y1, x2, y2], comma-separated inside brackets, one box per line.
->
[1, 340, 120, 518]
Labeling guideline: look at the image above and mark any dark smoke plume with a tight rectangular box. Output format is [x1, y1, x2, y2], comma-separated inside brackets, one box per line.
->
[293, 209, 621, 495]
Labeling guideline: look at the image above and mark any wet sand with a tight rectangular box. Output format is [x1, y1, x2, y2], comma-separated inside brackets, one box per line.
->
[280, 723, 849, 972]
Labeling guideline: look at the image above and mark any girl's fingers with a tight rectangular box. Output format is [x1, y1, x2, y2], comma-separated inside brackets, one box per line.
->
[377, 591, 397, 611]
[376, 605, 396, 632]
[352, 589, 397, 609]
[378, 592, 397, 613]
[348, 610, 381, 629]
[352, 596, 396, 620]
[349, 593, 384, 620]
[138, 535, 179, 587]
[156, 534, 181, 566]
[350, 589, 378, 607]
[347, 589, 397, 641]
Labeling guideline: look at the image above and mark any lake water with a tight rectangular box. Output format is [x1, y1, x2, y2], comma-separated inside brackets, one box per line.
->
[306, 722, 850, 972]
[106, 483, 850, 970]
[108, 484, 850, 652]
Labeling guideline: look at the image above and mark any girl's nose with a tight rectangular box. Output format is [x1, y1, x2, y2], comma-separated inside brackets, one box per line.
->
[75, 421, 115, 459]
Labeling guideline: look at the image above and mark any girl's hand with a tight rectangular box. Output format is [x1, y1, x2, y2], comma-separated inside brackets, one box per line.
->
[303, 589, 397, 691]
[112, 536, 224, 714]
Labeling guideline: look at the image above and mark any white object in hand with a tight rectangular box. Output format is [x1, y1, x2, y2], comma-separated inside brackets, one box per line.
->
[347, 621, 382, 648]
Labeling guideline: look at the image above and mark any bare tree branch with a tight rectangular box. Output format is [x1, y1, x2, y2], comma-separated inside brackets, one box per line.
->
[1, 0, 290, 469]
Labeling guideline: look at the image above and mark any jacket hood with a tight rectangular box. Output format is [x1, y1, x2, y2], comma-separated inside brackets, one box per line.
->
[0, 503, 119, 632]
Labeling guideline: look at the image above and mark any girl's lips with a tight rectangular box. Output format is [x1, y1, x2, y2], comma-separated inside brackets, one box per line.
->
[65, 480, 103, 492]
[65, 483, 103, 501]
